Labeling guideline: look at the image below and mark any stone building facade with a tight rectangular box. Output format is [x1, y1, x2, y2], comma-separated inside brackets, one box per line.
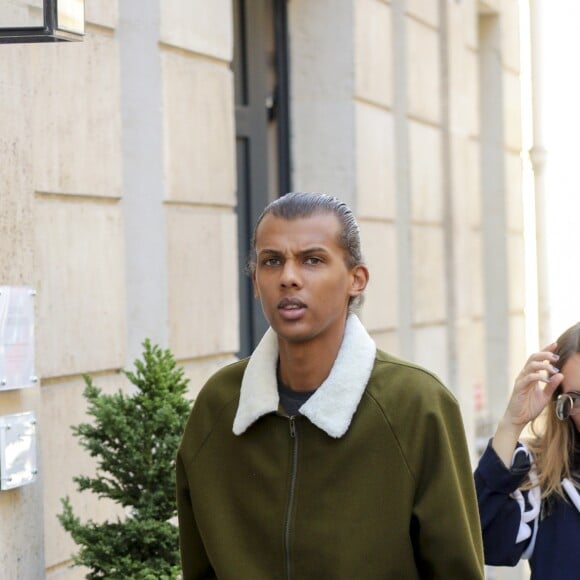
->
[0, 0, 528, 577]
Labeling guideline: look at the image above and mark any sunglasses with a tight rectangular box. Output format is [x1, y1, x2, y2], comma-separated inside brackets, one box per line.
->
[555, 391, 580, 420]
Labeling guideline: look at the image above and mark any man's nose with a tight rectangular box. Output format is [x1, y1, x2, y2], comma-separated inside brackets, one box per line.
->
[280, 260, 301, 287]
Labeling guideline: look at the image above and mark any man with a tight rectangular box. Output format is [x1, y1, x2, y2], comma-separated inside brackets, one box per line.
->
[177, 192, 484, 579]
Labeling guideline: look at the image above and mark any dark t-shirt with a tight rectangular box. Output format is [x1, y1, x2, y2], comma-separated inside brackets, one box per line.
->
[277, 381, 316, 416]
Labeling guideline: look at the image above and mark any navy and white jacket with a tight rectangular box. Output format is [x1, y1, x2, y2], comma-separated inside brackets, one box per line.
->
[475, 440, 580, 580]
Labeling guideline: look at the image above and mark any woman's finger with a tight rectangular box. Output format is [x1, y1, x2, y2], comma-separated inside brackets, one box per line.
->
[543, 371, 564, 396]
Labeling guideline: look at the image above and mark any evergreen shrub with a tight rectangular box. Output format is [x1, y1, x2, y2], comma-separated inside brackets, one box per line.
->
[59, 340, 191, 579]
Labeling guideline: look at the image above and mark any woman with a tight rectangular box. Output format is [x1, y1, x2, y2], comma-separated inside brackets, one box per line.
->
[475, 322, 580, 579]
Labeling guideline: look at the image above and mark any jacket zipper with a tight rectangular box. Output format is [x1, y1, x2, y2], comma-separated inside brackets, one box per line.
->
[284, 416, 299, 580]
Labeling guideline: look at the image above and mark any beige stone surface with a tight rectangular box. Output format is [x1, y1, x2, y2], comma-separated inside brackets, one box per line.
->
[289, 0, 354, 98]
[449, 47, 479, 137]
[406, 0, 439, 28]
[503, 69, 522, 152]
[291, 100, 357, 198]
[0, 477, 45, 579]
[412, 225, 446, 324]
[478, 0, 501, 16]
[454, 319, 485, 457]
[32, 32, 123, 198]
[162, 51, 236, 206]
[449, 0, 477, 51]
[0, 389, 44, 579]
[355, 102, 396, 219]
[167, 206, 239, 359]
[0, 0, 529, 576]
[0, 43, 44, 579]
[505, 151, 524, 231]
[500, 0, 521, 73]
[34, 198, 126, 379]
[46, 564, 88, 579]
[413, 324, 449, 386]
[409, 120, 443, 223]
[0, 0, 42, 26]
[0, 387, 40, 415]
[369, 329, 401, 357]
[354, 0, 392, 108]
[160, 0, 233, 61]
[0, 45, 34, 285]
[289, 0, 357, 199]
[180, 355, 239, 400]
[508, 313, 528, 380]
[454, 231, 483, 320]
[407, 17, 441, 124]
[358, 220, 398, 332]
[449, 138, 483, 322]
[451, 135, 480, 228]
[507, 233, 526, 312]
[86, 0, 118, 30]
[40, 374, 129, 572]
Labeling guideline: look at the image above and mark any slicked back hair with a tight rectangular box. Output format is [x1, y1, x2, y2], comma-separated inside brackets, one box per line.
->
[248, 192, 364, 272]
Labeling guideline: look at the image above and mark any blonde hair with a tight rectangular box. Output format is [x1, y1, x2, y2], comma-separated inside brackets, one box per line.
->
[524, 322, 580, 500]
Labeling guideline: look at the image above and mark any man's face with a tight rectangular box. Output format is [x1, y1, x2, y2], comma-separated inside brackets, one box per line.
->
[252, 212, 368, 346]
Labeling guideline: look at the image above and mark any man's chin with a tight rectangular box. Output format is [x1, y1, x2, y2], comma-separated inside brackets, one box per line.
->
[271, 322, 313, 345]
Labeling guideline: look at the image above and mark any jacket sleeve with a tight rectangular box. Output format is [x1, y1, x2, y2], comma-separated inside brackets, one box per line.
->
[176, 450, 216, 580]
[409, 389, 485, 579]
[474, 440, 537, 566]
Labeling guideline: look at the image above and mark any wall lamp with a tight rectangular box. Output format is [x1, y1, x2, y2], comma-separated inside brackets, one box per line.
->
[0, 0, 84, 43]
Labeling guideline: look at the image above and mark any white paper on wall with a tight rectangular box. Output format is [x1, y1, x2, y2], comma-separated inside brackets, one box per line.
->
[0, 286, 36, 391]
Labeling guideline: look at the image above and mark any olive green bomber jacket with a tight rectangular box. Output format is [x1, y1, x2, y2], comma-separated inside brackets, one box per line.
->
[176, 315, 484, 579]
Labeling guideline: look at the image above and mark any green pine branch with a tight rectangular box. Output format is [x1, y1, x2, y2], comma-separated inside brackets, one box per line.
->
[59, 340, 191, 577]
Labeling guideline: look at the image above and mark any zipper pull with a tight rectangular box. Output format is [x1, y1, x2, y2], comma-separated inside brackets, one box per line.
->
[289, 417, 296, 438]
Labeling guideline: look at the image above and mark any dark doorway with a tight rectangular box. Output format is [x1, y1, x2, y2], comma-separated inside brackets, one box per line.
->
[233, 0, 291, 357]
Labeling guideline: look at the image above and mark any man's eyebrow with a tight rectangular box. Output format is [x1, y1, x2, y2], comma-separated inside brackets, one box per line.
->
[257, 246, 330, 255]
[301, 246, 329, 254]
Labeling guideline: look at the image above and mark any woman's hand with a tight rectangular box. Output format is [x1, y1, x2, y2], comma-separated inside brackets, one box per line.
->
[504, 343, 563, 427]
[492, 343, 564, 467]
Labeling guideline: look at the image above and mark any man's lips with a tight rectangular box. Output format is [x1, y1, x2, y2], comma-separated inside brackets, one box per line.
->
[278, 297, 307, 310]
[278, 297, 306, 321]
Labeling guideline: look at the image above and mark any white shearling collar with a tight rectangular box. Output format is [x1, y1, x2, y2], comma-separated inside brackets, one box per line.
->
[232, 314, 377, 438]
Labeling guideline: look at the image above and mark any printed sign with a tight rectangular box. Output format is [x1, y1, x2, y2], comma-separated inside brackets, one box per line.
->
[0, 412, 38, 491]
[0, 286, 36, 391]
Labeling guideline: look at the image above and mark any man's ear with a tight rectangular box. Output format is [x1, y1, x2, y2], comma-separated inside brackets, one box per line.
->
[252, 270, 260, 299]
[349, 264, 369, 298]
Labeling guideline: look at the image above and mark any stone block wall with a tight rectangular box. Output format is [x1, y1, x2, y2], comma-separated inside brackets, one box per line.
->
[0, 0, 527, 578]
[0, 0, 238, 577]
[290, 0, 527, 474]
